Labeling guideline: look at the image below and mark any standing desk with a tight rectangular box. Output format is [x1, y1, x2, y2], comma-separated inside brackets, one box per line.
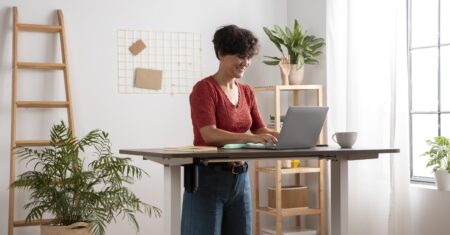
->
[119, 147, 399, 235]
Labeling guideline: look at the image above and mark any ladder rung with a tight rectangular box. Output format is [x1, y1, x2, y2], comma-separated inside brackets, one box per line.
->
[14, 219, 53, 227]
[17, 101, 69, 108]
[17, 23, 62, 33]
[15, 140, 50, 147]
[17, 62, 66, 70]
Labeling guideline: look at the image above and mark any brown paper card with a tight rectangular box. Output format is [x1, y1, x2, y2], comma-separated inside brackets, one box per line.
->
[134, 68, 163, 90]
[129, 39, 146, 56]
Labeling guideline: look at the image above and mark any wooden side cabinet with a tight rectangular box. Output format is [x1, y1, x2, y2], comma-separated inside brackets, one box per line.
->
[252, 85, 326, 235]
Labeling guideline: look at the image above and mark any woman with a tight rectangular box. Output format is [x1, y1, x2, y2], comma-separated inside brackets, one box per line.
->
[182, 25, 278, 235]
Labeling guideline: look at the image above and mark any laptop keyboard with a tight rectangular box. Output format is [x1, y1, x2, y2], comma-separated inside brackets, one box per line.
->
[244, 143, 277, 149]
[222, 143, 328, 150]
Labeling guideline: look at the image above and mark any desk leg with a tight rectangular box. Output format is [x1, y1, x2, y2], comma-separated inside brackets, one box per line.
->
[164, 165, 182, 235]
[330, 160, 348, 235]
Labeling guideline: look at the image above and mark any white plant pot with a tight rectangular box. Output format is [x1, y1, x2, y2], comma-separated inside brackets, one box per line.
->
[434, 169, 450, 191]
[288, 66, 305, 85]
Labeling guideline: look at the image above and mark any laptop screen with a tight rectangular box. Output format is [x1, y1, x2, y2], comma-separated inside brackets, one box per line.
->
[276, 106, 328, 149]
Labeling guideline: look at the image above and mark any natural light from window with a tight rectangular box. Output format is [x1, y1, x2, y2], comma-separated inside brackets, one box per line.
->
[409, 0, 449, 181]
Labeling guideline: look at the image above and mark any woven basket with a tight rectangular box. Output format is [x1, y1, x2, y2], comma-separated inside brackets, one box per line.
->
[41, 222, 91, 235]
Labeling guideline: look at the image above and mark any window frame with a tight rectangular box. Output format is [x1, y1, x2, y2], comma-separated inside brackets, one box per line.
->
[408, 0, 447, 183]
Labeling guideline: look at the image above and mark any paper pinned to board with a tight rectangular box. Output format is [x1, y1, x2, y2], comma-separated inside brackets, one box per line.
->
[163, 146, 218, 152]
[129, 39, 146, 56]
[134, 68, 163, 90]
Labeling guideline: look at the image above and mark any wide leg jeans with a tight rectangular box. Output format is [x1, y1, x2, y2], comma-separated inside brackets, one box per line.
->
[181, 165, 252, 235]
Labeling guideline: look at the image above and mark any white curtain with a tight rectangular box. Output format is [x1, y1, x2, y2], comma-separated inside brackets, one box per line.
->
[326, 0, 411, 234]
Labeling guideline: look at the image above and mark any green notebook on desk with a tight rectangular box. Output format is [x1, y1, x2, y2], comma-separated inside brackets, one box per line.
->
[222, 143, 271, 149]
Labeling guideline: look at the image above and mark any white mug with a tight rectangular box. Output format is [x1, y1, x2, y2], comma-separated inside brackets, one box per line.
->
[282, 160, 291, 168]
[332, 132, 357, 148]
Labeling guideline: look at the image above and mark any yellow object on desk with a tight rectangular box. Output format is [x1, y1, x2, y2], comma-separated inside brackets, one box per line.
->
[291, 159, 300, 168]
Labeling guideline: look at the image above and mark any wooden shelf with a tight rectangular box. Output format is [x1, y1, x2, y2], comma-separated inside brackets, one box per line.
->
[252, 84, 326, 235]
[256, 207, 321, 217]
[262, 226, 317, 235]
[256, 167, 320, 174]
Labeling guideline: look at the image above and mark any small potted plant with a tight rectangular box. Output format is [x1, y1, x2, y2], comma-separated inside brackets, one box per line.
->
[263, 19, 325, 85]
[10, 121, 161, 235]
[422, 136, 450, 191]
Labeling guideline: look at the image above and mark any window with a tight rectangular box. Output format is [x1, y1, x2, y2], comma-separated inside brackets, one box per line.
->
[408, 0, 450, 182]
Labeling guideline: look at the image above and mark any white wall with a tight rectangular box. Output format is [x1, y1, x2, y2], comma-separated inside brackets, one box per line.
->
[0, 0, 287, 234]
[287, 0, 326, 88]
[410, 186, 450, 235]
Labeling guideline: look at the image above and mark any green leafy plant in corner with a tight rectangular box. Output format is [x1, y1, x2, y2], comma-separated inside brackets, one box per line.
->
[263, 19, 325, 69]
[422, 136, 450, 173]
[10, 121, 161, 235]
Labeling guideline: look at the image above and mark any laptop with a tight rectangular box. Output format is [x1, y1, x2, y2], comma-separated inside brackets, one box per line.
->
[242, 106, 328, 150]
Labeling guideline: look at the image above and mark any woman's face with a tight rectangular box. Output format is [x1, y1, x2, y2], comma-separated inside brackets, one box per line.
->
[219, 54, 252, 79]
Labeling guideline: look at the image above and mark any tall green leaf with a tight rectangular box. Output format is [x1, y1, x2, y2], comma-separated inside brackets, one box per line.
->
[262, 19, 325, 69]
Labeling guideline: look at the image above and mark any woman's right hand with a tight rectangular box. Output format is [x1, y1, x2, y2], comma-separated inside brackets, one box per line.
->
[249, 133, 278, 144]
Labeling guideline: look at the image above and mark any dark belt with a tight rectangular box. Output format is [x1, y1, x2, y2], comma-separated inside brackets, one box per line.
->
[206, 162, 248, 174]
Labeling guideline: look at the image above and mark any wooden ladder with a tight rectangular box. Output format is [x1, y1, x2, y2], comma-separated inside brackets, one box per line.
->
[8, 7, 75, 235]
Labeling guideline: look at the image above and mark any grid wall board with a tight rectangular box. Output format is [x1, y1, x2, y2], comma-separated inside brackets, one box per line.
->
[117, 29, 202, 94]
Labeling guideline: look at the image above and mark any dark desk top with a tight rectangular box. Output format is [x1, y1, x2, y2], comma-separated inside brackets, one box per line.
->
[119, 147, 400, 164]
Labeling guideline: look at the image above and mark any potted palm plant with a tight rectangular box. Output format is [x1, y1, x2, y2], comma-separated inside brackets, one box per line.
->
[10, 121, 161, 235]
[263, 19, 325, 85]
[422, 136, 450, 191]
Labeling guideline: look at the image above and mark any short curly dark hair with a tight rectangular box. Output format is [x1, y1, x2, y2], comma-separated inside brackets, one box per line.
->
[212, 25, 259, 59]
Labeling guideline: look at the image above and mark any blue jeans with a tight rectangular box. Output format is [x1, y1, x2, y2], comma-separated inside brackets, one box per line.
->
[181, 164, 252, 235]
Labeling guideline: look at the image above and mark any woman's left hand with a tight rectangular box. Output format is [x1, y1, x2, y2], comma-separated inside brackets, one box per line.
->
[253, 127, 280, 142]
[251, 133, 278, 144]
